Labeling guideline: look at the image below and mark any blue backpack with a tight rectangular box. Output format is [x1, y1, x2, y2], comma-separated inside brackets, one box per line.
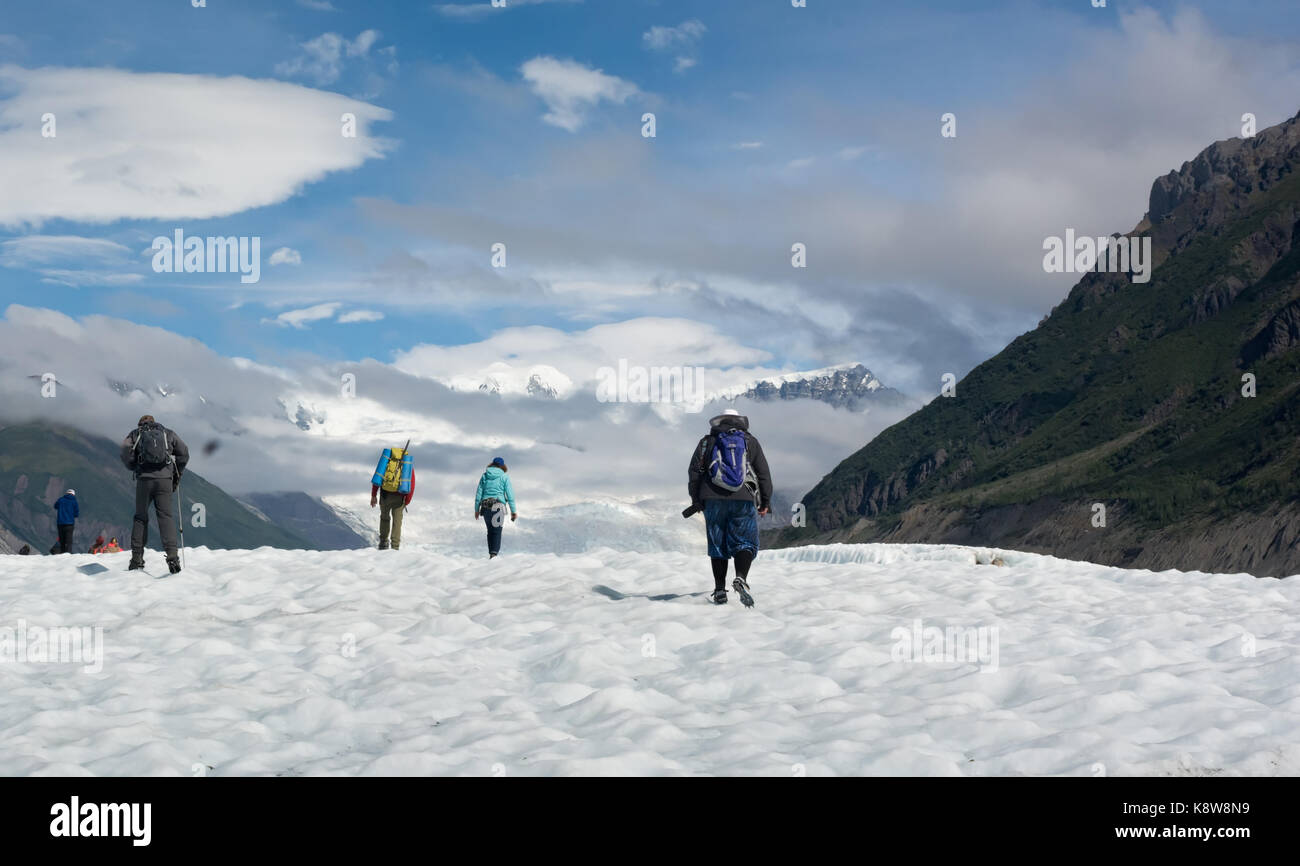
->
[709, 429, 754, 493]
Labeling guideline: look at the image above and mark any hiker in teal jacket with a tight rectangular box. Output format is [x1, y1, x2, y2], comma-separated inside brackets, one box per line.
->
[474, 457, 517, 558]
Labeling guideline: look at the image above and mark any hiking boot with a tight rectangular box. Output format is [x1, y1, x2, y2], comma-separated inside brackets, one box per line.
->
[127, 557, 146, 571]
[732, 577, 754, 608]
[711, 588, 728, 605]
[167, 558, 182, 575]
[378, 541, 389, 550]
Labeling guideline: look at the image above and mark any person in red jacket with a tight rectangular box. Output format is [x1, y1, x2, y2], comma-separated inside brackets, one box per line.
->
[370, 468, 414, 550]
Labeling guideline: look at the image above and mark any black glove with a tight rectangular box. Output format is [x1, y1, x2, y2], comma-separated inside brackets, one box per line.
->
[682, 503, 702, 519]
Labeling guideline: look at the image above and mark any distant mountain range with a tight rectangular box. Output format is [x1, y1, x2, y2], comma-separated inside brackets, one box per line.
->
[770, 110, 1300, 578]
[241, 492, 369, 551]
[712, 364, 910, 411]
[0, 421, 363, 555]
[109, 378, 249, 436]
[435, 361, 908, 411]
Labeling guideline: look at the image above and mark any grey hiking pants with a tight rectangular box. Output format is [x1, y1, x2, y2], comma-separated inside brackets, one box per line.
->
[131, 476, 179, 559]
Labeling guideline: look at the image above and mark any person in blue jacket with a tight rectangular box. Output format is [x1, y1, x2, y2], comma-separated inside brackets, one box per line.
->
[474, 457, 517, 559]
[52, 488, 79, 554]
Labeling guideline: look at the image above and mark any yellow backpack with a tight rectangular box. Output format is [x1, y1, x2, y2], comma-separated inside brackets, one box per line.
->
[380, 448, 406, 493]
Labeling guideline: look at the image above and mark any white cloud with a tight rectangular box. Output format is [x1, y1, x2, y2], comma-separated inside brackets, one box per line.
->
[3, 304, 84, 339]
[269, 247, 303, 267]
[0, 235, 141, 287]
[275, 30, 384, 86]
[838, 146, 870, 161]
[520, 56, 639, 132]
[39, 270, 144, 288]
[394, 318, 772, 389]
[264, 303, 342, 329]
[0, 235, 130, 267]
[786, 157, 816, 169]
[435, 0, 581, 20]
[261, 303, 383, 327]
[642, 20, 707, 52]
[350, 30, 380, 58]
[732, 141, 764, 151]
[338, 309, 384, 324]
[296, 0, 336, 10]
[0, 65, 393, 228]
[645, 20, 706, 75]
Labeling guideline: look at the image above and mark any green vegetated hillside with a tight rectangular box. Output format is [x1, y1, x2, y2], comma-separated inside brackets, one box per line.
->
[770, 110, 1300, 577]
[0, 422, 316, 554]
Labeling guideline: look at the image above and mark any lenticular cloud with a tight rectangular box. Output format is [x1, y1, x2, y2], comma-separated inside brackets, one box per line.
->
[0, 65, 394, 227]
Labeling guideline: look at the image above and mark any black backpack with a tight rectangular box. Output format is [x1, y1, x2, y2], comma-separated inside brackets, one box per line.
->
[133, 425, 172, 469]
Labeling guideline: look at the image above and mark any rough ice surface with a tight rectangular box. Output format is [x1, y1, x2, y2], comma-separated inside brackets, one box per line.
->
[323, 498, 703, 555]
[1, 543, 1297, 776]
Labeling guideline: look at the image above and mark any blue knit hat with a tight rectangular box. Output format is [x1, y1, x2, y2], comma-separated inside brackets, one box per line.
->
[491, 457, 506, 468]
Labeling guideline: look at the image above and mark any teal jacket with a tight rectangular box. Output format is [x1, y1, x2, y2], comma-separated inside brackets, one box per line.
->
[475, 467, 516, 514]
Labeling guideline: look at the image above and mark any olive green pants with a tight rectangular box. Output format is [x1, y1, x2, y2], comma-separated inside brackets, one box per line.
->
[379, 491, 405, 549]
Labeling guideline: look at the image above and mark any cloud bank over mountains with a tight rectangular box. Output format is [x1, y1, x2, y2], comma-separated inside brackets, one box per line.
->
[0, 306, 912, 520]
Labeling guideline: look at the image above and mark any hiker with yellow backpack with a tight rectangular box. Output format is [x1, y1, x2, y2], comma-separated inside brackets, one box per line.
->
[370, 441, 415, 550]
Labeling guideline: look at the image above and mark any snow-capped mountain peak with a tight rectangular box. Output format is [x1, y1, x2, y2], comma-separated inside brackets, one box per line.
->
[706, 363, 906, 410]
[450, 363, 574, 399]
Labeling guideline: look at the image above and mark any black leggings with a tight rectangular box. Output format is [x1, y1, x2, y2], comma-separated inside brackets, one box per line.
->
[710, 550, 755, 589]
[56, 524, 75, 554]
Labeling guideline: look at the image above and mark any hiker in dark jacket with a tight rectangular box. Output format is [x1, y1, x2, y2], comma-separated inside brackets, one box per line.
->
[119, 415, 189, 574]
[687, 409, 772, 606]
[52, 489, 79, 554]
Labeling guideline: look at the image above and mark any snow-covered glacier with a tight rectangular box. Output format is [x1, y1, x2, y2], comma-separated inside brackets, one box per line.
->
[1, 543, 1296, 776]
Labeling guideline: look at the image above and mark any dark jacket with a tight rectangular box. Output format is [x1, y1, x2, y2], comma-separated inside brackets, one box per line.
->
[120, 423, 190, 480]
[687, 413, 773, 509]
[54, 494, 79, 526]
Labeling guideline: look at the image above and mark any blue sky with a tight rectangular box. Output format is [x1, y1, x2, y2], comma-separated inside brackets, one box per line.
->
[1, 0, 1299, 395]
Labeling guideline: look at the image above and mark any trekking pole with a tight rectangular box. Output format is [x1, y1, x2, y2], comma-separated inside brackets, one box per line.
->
[176, 474, 186, 570]
[399, 439, 411, 501]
